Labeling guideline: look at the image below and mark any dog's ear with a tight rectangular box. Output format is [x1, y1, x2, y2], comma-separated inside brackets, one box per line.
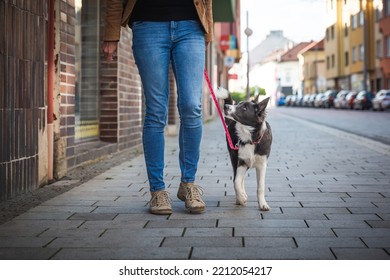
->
[256, 97, 270, 115]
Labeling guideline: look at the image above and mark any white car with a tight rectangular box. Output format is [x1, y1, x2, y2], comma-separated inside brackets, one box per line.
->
[334, 90, 349, 109]
[372, 89, 390, 111]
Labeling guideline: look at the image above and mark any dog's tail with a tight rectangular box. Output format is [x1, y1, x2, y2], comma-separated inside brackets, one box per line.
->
[216, 87, 234, 105]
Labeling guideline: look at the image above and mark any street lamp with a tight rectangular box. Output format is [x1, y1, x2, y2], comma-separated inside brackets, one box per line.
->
[244, 11, 253, 101]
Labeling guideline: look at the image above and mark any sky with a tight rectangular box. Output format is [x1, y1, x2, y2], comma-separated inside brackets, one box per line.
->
[240, 0, 327, 51]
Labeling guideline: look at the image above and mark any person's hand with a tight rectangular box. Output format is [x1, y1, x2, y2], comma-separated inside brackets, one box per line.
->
[102, 41, 118, 62]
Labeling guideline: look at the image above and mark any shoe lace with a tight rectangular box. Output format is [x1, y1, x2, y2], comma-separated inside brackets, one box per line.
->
[150, 191, 171, 206]
[186, 185, 204, 202]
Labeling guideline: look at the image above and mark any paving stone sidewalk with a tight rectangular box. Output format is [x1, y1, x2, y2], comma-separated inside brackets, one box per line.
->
[0, 108, 389, 260]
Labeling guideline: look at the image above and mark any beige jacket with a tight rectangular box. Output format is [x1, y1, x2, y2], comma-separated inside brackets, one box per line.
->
[103, 0, 213, 42]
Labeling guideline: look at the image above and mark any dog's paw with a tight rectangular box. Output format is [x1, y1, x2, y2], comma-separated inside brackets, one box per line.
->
[235, 194, 247, 206]
[259, 203, 270, 211]
[236, 199, 247, 206]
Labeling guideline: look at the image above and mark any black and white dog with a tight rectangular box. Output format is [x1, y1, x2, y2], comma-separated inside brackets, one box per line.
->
[217, 88, 272, 211]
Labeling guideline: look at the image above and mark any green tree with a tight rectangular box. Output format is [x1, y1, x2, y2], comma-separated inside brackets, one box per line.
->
[230, 86, 266, 102]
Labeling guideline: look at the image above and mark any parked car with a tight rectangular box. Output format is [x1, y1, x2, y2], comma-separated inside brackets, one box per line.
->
[302, 94, 312, 107]
[308, 93, 317, 107]
[334, 90, 349, 109]
[344, 91, 357, 109]
[277, 96, 286, 106]
[285, 95, 298, 106]
[285, 95, 293, 106]
[294, 96, 304, 107]
[353, 90, 375, 110]
[291, 95, 298, 106]
[314, 93, 325, 108]
[372, 89, 390, 111]
[322, 90, 338, 108]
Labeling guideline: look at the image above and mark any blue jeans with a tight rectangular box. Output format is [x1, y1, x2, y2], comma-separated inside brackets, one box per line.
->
[132, 21, 206, 192]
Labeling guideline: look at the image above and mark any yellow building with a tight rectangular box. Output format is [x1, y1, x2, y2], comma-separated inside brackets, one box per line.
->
[298, 40, 326, 93]
[325, 0, 344, 89]
[325, 0, 383, 92]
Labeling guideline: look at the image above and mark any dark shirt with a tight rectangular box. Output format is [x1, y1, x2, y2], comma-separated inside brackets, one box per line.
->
[130, 0, 198, 22]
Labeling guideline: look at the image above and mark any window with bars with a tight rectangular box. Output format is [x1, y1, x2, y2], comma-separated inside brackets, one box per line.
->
[359, 44, 364, 61]
[387, 36, 390, 57]
[376, 39, 382, 58]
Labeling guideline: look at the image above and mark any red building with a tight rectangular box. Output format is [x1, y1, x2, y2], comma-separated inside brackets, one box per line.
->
[379, 0, 390, 88]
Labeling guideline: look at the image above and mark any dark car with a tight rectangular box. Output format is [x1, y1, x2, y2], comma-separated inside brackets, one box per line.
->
[334, 90, 349, 109]
[353, 90, 375, 110]
[344, 91, 357, 109]
[372, 89, 390, 111]
[322, 90, 337, 108]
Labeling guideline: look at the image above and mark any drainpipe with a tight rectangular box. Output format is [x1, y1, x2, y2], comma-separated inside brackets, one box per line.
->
[47, 0, 55, 181]
[362, 8, 368, 91]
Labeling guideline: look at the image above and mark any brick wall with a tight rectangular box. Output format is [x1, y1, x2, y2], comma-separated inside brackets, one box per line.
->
[117, 28, 143, 150]
[0, 0, 47, 199]
[58, 0, 143, 172]
[55, 0, 76, 176]
[99, 1, 143, 150]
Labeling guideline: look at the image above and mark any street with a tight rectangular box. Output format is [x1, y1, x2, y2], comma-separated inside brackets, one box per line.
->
[276, 106, 390, 145]
[0, 106, 389, 260]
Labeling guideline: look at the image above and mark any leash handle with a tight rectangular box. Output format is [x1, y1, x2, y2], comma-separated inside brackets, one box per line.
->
[204, 69, 239, 151]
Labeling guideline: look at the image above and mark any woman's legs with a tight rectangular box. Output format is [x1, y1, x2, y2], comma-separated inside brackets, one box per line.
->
[132, 21, 171, 192]
[171, 20, 206, 184]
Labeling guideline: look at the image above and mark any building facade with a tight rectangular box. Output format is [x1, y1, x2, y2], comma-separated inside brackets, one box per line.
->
[379, 0, 390, 88]
[299, 40, 326, 94]
[324, 0, 389, 92]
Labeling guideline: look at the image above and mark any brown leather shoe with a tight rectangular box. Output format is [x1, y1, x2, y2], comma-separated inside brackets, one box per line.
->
[177, 182, 206, 214]
[149, 190, 172, 215]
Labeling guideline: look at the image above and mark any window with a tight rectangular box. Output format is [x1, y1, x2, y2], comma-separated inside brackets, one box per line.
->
[352, 46, 357, 63]
[75, 0, 101, 141]
[285, 71, 291, 84]
[331, 25, 335, 39]
[359, 44, 364, 61]
[351, 14, 357, 29]
[344, 23, 348, 37]
[387, 0, 390, 16]
[387, 36, 390, 57]
[331, 54, 335, 68]
[326, 56, 330, 69]
[375, 5, 383, 20]
[359, 11, 364, 26]
[326, 28, 329, 41]
[345, 51, 349, 66]
[376, 39, 382, 58]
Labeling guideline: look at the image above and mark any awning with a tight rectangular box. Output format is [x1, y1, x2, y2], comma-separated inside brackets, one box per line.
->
[212, 0, 235, 22]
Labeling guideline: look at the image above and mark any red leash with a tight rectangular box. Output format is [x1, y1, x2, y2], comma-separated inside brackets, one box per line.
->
[204, 69, 239, 151]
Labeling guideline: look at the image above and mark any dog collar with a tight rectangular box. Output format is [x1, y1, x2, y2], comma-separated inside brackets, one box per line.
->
[238, 129, 266, 146]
